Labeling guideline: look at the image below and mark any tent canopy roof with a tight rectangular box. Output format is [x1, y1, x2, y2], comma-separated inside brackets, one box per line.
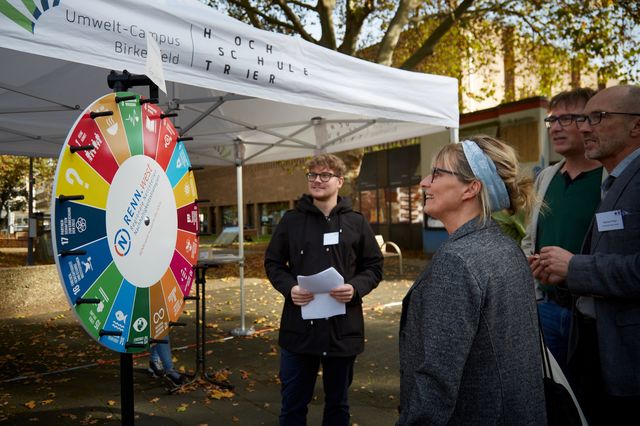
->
[0, 0, 458, 165]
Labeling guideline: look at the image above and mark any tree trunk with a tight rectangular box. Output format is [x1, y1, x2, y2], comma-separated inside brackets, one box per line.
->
[339, 0, 375, 55]
[502, 25, 515, 103]
[317, 0, 337, 50]
[597, 68, 607, 90]
[376, 0, 420, 66]
[570, 57, 581, 89]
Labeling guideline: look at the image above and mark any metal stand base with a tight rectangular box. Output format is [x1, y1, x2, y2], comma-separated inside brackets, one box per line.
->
[231, 326, 255, 336]
[175, 264, 233, 393]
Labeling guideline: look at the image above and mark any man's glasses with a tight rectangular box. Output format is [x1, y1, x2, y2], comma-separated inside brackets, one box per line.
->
[306, 172, 340, 182]
[430, 167, 459, 183]
[575, 111, 640, 127]
[544, 114, 582, 129]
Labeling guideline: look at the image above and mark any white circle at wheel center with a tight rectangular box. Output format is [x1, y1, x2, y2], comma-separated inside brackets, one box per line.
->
[106, 155, 177, 288]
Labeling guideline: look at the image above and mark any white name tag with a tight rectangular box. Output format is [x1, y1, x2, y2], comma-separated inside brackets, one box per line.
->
[596, 210, 624, 232]
[323, 232, 339, 246]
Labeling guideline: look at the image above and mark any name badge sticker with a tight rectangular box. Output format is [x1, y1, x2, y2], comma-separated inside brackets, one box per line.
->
[323, 232, 339, 246]
[596, 210, 624, 232]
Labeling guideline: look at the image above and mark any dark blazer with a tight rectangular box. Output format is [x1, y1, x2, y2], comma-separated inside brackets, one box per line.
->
[398, 218, 545, 425]
[568, 153, 640, 397]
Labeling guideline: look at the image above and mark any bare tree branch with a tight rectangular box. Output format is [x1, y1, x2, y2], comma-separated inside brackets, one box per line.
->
[275, 0, 316, 42]
[226, 0, 300, 33]
[287, 0, 316, 11]
[400, 0, 475, 70]
[239, 0, 264, 29]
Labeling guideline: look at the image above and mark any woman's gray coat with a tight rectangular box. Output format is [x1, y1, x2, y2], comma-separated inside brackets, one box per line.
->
[398, 218, 546, 425]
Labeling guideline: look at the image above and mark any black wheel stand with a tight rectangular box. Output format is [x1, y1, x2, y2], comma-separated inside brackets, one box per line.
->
[175, 263, 234, 392]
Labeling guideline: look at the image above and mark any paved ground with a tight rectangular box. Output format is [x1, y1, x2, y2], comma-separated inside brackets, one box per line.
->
[0, 257, 426, 425]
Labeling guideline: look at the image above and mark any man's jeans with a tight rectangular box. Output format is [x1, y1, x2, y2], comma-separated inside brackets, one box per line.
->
[149, 335, 173, 371]
[279, 347, 355, 426]
[538, 299, 571, 374]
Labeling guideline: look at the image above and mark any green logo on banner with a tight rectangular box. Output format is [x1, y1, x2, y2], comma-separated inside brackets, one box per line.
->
[0, 0, 61, 34]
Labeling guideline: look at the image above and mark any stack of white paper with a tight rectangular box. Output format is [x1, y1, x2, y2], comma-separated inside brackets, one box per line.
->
[297, 267, 346, 320]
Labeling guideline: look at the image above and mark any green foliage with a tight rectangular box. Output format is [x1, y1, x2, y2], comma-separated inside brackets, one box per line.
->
[0, 156, 56, 229]
[0, 156, 29, 228]
[492, 209, 527, 244]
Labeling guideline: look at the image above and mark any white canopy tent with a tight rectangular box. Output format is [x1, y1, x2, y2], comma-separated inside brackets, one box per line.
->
[0, 0, 459, 333]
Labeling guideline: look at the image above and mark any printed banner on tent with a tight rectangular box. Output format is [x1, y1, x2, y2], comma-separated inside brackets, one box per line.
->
[0, 0, 457, 126]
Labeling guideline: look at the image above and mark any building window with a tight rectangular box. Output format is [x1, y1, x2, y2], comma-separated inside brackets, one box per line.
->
[198, 207, 209, 233]
[245, 204, 254, 229]
[360, 190, 377, 223]
[359, 188, 389, 224]
[378, 189, 388, 224]
[389, 185, 423, 224]
[260, 201, 289, 235]
[221, 205, 238, 227]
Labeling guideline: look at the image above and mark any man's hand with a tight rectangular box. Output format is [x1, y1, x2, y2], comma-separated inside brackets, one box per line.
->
[330, 284, 354, 303]
[527, 254, 541, 271]
[291, 285, 314, 306]
[537, 246, 574, 285]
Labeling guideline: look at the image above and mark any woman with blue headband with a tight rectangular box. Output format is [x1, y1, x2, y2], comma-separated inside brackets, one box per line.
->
[397, 135, 545, 425]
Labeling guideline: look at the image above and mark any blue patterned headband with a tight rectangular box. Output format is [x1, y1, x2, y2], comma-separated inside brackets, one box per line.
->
[461, 140, 510, 211]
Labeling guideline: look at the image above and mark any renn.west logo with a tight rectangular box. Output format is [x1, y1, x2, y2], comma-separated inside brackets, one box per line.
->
[0, 0, 61, 34]
[114, 228, 131, 257]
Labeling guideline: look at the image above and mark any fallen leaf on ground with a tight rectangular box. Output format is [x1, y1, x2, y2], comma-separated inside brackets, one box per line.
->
[213, 369, 230, 382]
[24, 400, 36, 409]
[208, 389, 234, 400]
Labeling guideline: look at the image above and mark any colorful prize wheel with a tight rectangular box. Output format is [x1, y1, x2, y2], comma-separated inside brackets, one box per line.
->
[51, 92, 199, 353]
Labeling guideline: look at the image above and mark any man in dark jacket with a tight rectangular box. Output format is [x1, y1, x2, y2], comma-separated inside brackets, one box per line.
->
[265, 153, 383, 426]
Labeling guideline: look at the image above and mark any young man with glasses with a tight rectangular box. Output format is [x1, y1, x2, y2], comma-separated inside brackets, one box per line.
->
[536, 85, 640, 424]
[522, 88, 603, 375]
[265, 153, 383, 425]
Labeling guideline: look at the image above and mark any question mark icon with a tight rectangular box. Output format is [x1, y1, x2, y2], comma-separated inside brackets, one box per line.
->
[65, 168, 89, 189]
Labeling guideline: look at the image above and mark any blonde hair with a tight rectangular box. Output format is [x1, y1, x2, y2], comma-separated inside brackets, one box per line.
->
[433, 135, 535, 222]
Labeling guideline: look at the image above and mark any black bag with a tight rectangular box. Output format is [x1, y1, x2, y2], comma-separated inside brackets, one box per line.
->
[543, 377, 582, 426]
[538, 318, 584, 426]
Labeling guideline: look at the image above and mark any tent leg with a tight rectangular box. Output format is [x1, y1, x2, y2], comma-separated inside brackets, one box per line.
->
[231, 157, 254, 336]
[27, 157, 34, 266]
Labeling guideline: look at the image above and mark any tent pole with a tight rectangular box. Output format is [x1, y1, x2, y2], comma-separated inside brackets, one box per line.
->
[232, 141, 254, 336]
[449, 127, 459, 143]
[27, 157, 34, 266]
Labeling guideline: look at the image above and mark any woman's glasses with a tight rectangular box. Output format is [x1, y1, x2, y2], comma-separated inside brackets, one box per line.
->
[430, 167, 459, 183]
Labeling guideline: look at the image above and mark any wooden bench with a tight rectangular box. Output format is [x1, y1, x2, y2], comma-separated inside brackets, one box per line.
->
[375, 235, 403, 274]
